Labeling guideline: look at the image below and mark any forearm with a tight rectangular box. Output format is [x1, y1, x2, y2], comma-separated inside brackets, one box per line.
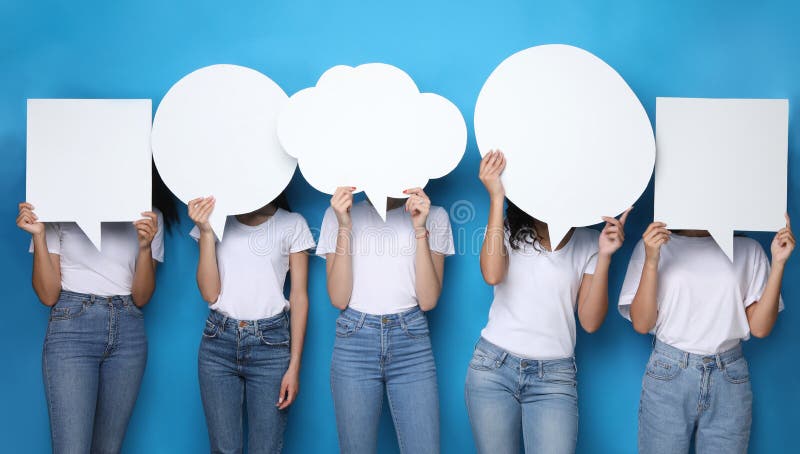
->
[578, 255, 610, 333]
[480, 196, 508, 285]
[630, 260, 659, 334]
[196, 232, 221, 303]
[288, 292, 308, 371]
[747, 262, 784, 337]
[415, 236, 441, 311]
[131, 247, 156, 307]
[327, 228, 353, 309]
[31, 233, 60, 306]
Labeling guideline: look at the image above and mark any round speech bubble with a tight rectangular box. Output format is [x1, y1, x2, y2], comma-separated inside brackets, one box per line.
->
[474, 44, 655, 246]
[277, 63, 467, 220]
[151, 64, 296, 240]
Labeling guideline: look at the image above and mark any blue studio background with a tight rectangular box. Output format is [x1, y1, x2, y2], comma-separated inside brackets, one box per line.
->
[1, 1, 798, 452]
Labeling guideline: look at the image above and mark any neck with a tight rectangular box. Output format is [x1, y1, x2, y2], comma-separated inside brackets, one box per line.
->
[236, 204, 277, 226]
[532, 219, 573, 252]
[672, 229, 710, 237]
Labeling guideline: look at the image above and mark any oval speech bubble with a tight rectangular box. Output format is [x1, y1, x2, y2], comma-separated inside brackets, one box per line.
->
[277, 63, 467, 220]
[474, 44, 655, 245]
[151, 64, 296, 239]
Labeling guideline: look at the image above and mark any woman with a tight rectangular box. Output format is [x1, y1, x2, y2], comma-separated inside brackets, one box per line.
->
[465, 150, 628, 454]
[17, 165, 176, 453]
[619, 216, 794, 453]
[188, 192, 314, 454]
[316, 185, 454, 454]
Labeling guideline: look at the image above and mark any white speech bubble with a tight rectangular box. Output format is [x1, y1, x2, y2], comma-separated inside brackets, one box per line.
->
[277, 63, 467, 220]
[474, 44, 656, 246]
[26, 99, 153, 249]
[655, 97, 788, 260]
[151, 64, 296, 240]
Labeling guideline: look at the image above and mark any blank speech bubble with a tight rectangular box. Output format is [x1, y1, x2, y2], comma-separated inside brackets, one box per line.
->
[151, 64, 296, 240]
[474, 44, 655, 246]
[277, 63, 467, 220]
[26, 99, 153, 249]
[655, 97, 788, 260]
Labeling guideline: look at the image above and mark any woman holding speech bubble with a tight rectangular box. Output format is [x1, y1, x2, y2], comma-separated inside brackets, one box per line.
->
[188, 191, 314, 454]
[620, 217, 795, 453]
[317, 185, 454, 454]
[465, 150, 628, 454]
[16, 169, 176, 454]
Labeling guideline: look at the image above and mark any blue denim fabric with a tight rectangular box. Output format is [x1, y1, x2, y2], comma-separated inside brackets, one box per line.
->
[198, 310, 291, 454]
[639, 339, 752, 454]
[43, 290, 147, 454]
[464, 337, 578, 454]
[330, 307, 439, 454]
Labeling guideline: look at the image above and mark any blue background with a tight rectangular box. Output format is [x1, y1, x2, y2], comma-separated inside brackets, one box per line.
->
[1, 1, 798, 452]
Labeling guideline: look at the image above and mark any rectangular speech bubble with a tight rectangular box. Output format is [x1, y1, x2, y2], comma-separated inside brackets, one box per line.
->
[654, 97, 788, 260]
[26, 99, 153, 249]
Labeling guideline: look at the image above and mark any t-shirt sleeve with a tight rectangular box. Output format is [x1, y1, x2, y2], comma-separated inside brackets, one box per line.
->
[315, 207, 338, 258]
[618, 239, 647, 321]
[28, 223, 61, 255]
[426, 206, 455, 256]
[582, 229, 600, 275]
[743, 241, 782, 311]
[151, 211, 165, 263]
[289, 214, 316, 253]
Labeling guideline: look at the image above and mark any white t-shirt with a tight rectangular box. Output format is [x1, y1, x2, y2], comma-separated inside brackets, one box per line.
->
[29, 211, 165, 297]
[190, 209, 315, 321]
[316, 200, 455, 315]
[480, 227, 599, 359]
[618, 234, 780, 355]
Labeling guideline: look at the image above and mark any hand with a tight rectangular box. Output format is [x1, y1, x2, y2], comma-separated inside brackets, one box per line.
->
[276, 367, 299, 410]
[479, 150, 506, 199]
[17, 202, 45, 236]
[771, 213, 795, 265]
[599, 207, 632, 257]
[642, 222, 670, 263]
[134, 211, 158, 249]
[404, 188, 431, 230]
[331, 187, 355, 229]
[188, 196, 215, 234]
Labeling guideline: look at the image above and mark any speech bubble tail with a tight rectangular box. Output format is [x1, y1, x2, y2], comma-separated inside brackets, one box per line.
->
[546, 222, 571, 251]
[366, 190, 388, 221]
[76, 220, 103, 251]
[209, 211, 228, 242]
[709, 227, 735, 262]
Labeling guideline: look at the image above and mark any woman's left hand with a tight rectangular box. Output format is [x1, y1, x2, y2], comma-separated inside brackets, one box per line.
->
[134, 211, 158, 250]
[771, 213, 795, 265]
[404, 188, 430, 230]
[598, 207, 632, 257]
[277, 367, 299, 410]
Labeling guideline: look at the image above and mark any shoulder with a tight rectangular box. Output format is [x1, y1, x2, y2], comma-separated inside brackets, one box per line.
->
[573, 227, 600, 245]
[733, 235, 766, 259]
[428, 205, 450, 222]
[279, 209, 308, 225]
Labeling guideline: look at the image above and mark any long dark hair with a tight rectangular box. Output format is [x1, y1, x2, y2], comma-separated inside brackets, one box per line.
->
[152, 161, 178, 232]
[505, 199, 542, 251]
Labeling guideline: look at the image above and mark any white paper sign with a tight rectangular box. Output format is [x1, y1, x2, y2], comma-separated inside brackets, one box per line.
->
[277, 63, 467, 219]
[474, 44, 655, 246]
[26, 99, 153, 249]
[151, 64, 296, 240]
[655, 97, 788, 260]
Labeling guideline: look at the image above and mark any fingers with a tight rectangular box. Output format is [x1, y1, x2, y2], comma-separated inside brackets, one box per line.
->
[276, 382, 289, 407]
[18, 202, 34, 211]
[276, 382, 297, 410]
[619, 207, 633, 226]
[785, 212, 791, 230]
[643, 222, 667, 238]
[479, 150, 506, 178]
[402, 187, 428, 199]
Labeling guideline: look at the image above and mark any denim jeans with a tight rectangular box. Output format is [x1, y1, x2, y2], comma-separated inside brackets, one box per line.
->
[42, 290, 147, 454]
[198, 310, 291, 454]
[639, 339, 752, 454]
[464, 338, 579, 454]
[330, 307, 439, 454]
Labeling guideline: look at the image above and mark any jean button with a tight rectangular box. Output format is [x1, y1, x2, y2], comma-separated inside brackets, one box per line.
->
[382, 317, 389, 324]
[521, 360, 527, 368]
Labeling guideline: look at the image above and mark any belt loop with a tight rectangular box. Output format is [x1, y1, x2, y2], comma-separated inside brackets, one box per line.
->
[682, 352, 689, 369]
[715, 354, 723, 370]
[221, 314, 228, 333]
[357, 311, 366, 330]
[538, 360, 544, 379]
[399, 311, 408, 331]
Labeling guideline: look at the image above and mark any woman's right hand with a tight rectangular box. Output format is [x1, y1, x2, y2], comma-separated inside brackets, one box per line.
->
[188, 196, 216, 234]
[331, 186, 355, 229]
[479, 150, 506, 199]
[17, 202, 44, 236]
[642, 222, 670, 263]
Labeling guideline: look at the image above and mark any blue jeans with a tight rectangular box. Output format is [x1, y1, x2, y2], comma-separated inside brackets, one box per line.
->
[330, 307, 439, 454]
[464, 338, 578, 454]
[198, 310, 291, 454]
[42, 290, 147, 454]
[639, 339, 752, 454]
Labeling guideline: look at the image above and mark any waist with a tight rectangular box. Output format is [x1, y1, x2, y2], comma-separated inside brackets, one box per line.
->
[339, 306, 425, 328]
[58, 290, 133, 306]
[207, 309, 288, 332]
[476, 337, 576, 371]
[654, 338, 743, 368]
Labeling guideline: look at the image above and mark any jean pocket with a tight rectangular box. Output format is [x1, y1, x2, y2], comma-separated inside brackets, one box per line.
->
[202, 319, 219, 338]
[335, 317, 357, 338]
[259, 326, 290, 346]
[722, 357, 750, 384]
[469, 349, 502, 371]
[125, 303, 144, 319]
[645, 353, 681, 381]
[49, 300, 88, 321]
[402, 315, 430, 339]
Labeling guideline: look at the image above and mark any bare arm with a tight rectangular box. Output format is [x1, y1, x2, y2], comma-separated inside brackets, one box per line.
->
[327, 187, 355, 310]
[629, 222, 670, 334]
[478, 151, 509, 285]
[405, 188, 445, 311]
[18, 203, 61, 306]
[131, 211, 159, 307]
[278, 251, 310, 410]
[189, 197, 221, 304]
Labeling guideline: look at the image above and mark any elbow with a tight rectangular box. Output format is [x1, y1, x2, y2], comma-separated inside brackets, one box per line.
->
[330, 300, 349, 311]
[34, 285, 60, 307]
[201, 292, 219, 305]
[632, 320, 653, 335]
[418, 299, 438, 312]
[40, 295, 59, 307]
[750, 326, 773, 339]
[580, 320, 602, 334]
[482, 274, 504, 286]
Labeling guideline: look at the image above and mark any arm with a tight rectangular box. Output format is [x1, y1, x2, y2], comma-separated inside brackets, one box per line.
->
[746, 214, 794, 338]
[478, 150, 509, 285]
[278, 251, 309, 409]
[131, 211, 159, 307]
[326, 187, 355, 310]
[629, 222, 671, 334]
[189, 197, 221, 304]
[405, 188, 444, 311]
[18, 203, 61, 306]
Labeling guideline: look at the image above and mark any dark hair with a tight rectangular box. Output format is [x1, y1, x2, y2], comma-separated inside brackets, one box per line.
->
[505, 199, 542, 251]
[151, 162, 179, 232]
[270, 191, 291, 212]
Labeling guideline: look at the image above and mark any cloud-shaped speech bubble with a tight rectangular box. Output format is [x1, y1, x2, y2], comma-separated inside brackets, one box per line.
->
[474, 44, 655, 246]
[151, 64, 296, 240]
[655, 97, 788, 260]
[26, 99, 153, 249]
[277, 63, 467, 220]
